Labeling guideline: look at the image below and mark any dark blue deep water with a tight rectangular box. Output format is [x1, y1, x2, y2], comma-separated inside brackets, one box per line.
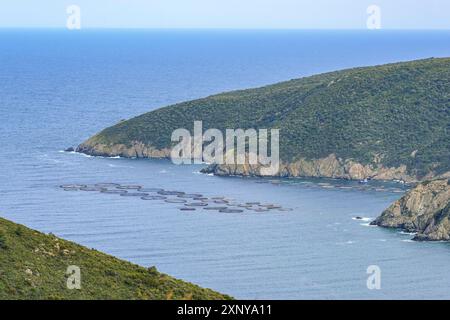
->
[1, 29, 450, 299]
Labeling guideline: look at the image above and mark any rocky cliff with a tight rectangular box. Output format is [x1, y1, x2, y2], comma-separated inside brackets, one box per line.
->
[371, 179, 450, 241]
[200, 154, 421, 182]
[76, 140, 171, 158]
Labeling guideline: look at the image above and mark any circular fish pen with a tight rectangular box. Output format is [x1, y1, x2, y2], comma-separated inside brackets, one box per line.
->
[141, 195, 167, 200]
[116, 185, 142, 190]
[177, 193, 203, 199]
[180, 207, 196, 211]
[165, 199, 187, 204]
[140, 188, 164, 193]
[158, 190, 185, 196]
[120, 192, 149, 197]
[219, 209, 244, 213]
[203, 207, 228, 211]
[95, 183, 121, 188]
[80, 186, 106, 192]
[101, 190, 128, 195]
[185, 203, 208, 207]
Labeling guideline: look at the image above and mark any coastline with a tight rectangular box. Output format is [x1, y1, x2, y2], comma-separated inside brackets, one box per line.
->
[370, 179, 450, 241]
[74, 143, 428, 183]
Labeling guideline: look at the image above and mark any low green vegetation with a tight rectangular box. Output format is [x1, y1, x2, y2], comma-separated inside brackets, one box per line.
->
[85, 58, 450, 178]
[0, 217, 231, 300]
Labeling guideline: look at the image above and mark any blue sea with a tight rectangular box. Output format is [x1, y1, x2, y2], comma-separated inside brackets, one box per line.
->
[1, 29, 450, 299]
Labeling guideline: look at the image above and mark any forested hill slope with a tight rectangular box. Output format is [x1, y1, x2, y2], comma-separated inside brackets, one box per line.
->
[0, 217, 230, 300]
[77, 58, 450, 181]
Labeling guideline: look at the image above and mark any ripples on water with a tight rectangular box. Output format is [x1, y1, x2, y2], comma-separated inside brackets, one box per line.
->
[2, 30, 450, 299]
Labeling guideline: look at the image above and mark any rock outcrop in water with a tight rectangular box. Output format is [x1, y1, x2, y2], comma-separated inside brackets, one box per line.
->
[371, 179, 450, 241]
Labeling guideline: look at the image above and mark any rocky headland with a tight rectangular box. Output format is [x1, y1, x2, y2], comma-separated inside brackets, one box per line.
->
[75, 58, 450, 184]
[371, 179, 450, 241]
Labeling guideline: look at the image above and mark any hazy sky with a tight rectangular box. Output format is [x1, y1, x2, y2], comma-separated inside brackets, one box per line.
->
[0, 0, 449, 29]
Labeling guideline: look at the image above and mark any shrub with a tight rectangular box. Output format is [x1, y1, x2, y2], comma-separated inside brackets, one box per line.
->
[14, 226, 24, 236]
[0, 233, 7, 249]
[148, 266, 158, 275]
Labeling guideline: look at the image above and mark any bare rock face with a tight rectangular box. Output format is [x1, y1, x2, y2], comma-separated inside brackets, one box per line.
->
[201, 154, 418, 182]
[76, 140, 171, 159]
[371, 179, 450, 241]
[77, 137, 448, 184]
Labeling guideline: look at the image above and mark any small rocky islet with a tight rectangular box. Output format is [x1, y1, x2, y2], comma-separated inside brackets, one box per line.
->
[59, 183, 292, 214]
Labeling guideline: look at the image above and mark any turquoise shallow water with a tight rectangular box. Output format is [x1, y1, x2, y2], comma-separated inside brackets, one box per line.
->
[1, 29, 450, 299]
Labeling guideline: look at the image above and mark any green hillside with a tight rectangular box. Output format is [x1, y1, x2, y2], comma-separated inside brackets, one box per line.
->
[0, 217, 230, 300]
[78, 58, 450, 179]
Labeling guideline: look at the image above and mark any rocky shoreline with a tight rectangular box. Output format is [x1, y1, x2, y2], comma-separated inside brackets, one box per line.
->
[73, 143, 450, 242]
[76, 140, 171, 158]
[371, 179, 450, 241]
[75, 141, 427, 183]
[200, 154, 423, 183]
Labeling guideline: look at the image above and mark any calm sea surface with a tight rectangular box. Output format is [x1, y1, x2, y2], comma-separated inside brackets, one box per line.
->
[1, 29, 450, 299]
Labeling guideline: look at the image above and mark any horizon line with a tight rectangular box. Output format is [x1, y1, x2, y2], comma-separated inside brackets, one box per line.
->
[1, 27, 450, 31]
